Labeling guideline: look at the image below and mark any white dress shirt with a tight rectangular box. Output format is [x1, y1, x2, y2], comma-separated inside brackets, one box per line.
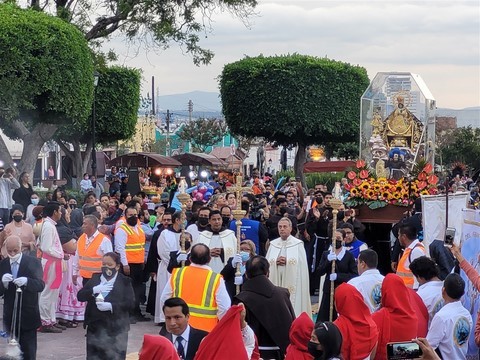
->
[10, 253, 23, 278]
[348, 268, 384, 313]
[160, 263, 231, 320]
[426, 301, 472, 360]
[172, 325, 191, 357]
[417, 280, 444, 326]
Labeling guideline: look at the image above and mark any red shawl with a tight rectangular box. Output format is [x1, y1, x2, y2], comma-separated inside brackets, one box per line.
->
[372, 274, 418, 360]
[285, 312, 314, 360]
[334, 283, 378, 360]
[195, 305, 260, 360]
[407, 288, 428, 337]
[138, 334, 180, 360]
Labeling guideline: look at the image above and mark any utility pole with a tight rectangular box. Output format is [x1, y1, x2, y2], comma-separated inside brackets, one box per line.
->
[188, 100, 193, 122]
[166, 110, 170, 156]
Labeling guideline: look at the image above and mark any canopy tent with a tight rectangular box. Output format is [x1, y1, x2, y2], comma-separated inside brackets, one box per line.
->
[303, 160, 355, 173]
[172, 152, 227, 167]
[109, 152, 181, 168]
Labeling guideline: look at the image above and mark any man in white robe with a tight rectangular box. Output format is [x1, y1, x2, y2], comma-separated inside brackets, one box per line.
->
[154, 211, 190, 323]
[194, 210, 237, 274]
[266, 217, 311, 317]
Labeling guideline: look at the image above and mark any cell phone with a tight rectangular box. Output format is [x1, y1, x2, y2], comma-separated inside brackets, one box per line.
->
[386, 341, 422, 360]
[445, 227, 455, 246]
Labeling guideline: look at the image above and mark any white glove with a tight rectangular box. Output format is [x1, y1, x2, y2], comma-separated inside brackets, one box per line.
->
[329, 273, 337, 281]
[13, 277, 28, 287]
[2, 273, 13, 288]
[231, 254, 242, 268]
[96, 301, 113, 312]
[93, 283, 113, 294]
[234, 276, 244, 286]
[176, 253, 188, 262]
[327, 253, 337, 262]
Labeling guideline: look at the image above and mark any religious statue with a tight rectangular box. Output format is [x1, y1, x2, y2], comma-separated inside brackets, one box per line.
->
[375, 159, 389, 179]
[256, 141, 266, 175]
[370, 110, 383, 136]
[385, 148, 407, 180]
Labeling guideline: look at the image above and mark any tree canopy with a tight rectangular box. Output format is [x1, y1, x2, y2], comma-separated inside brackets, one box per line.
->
[178, 118, 227, 152]
[0, 3, 94, 131]
[219, 54, 369, 178]
[437, 126, 480, 171]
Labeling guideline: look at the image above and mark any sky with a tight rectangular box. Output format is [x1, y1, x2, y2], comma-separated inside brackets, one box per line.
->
[107, 0, 480, 110]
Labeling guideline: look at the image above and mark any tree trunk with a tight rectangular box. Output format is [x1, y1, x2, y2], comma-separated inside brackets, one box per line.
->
[17, 123, 58, 178]
[58, 138, 92, 189]
[294, 143, 307, 188]
[0, 135, 14, 169]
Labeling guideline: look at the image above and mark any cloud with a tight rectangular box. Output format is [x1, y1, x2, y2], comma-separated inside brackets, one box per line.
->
[106, 0, 480, 109]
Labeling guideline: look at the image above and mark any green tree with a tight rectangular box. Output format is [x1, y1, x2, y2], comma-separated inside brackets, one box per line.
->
[219, 54, 369, 182]
[0, 4, 94, 173]
[437, 126, 480, 171]
[55, 66, 141, 184]
[178, 118, 227, 152]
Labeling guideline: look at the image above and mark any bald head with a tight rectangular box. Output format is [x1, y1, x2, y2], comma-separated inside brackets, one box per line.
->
[5, 235, 22, 258]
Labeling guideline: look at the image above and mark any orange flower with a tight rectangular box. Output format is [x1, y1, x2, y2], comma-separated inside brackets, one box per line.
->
[418, 181, 427, 190]
[428, 174, 439, 185]
[347, 171, 357, 180]
[359, 170, 369, 179]
[418, 172, 427, 181]
[353, 178, 362, 186]
[423, 163, 433, 173]
[356, 159, 366, 169]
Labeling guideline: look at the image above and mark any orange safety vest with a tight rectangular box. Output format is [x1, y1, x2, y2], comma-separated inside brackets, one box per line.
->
[119, 223, 145, 264]
[77, 233, 105, 279]
[397, 242, 425, 288]
[170, 266, 221, 332]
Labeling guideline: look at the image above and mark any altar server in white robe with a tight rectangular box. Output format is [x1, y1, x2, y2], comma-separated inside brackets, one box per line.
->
[194, 210, 237, 274]
[266, 217, 311, 317]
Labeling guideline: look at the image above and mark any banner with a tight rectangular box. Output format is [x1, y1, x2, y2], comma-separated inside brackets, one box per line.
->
[422, 192, 469, 254]
[461, 209, 480, 357]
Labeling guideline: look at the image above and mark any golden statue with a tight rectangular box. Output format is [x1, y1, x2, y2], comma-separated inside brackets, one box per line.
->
[370, 111, 383, 136]
[382, 94, 423, 151]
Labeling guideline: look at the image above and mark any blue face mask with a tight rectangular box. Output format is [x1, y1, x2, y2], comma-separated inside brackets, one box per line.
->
[31, 198, 39, 205]
[240, 251, 250, 262]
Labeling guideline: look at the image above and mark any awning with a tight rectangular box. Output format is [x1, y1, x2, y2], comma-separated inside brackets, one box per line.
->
[172, 153, 227, 167]
[303, 161, 355, 173]
[109, 152, 181, 168]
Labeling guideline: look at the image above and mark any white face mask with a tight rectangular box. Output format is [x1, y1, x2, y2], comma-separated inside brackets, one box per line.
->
[8, 253, 21, 262]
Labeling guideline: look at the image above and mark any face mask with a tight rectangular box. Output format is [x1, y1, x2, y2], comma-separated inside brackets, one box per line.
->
[279, 207, 287, 215]
[198, 217, 209, 227]
[186, 210, 193, 222]
[31, 198, 39, 205]
[307, 341, 324, 358]
[126, 216, 138, 226]
[240, 251, 250, 262]
[8, 253, 21, 262]
[101, 266, 117, 280]
[222, 216, 231, 226]
[13, 215, 23, 223]
[143, 217, 150, 224]
[316, 197, 323, 205]
[335, 240, 343, 249]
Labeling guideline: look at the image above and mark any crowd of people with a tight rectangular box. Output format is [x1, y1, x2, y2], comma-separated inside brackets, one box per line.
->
[0, 165, 480, 360]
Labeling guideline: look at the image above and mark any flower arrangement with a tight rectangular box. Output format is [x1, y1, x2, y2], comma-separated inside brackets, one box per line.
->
[343, 160, 439, 209]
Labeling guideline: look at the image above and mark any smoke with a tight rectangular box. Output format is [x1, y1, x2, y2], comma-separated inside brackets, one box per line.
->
[2, 340, 22, 360]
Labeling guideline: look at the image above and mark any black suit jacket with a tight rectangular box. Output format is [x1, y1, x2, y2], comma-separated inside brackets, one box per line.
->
[159, 325, 208, 360]
[0, 254, 45, 331]
[77, 272, 134, 332]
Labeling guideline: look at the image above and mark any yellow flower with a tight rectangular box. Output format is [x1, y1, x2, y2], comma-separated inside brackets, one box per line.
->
[367, 190, 375, 198]
[361, 182, 370, 190]
[351, 188, 359, 196]
[373, 184, 381, 192]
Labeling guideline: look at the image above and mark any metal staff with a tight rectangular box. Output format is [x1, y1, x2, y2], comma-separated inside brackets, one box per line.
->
[228, 174, 252, 294]
[329, 182, 343, 322]
[7, 286, 23, 358]
[177, 177, 190, 267]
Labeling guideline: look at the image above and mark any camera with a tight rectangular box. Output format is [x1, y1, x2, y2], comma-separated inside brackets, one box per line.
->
[386, 341, 422, 360]
[250, 196, 266, 221]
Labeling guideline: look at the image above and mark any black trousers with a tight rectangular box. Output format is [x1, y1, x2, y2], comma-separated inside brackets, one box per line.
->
[86, 324, 128, 360]
[128, 263, 145, 316]
[18, 328, 37, 360]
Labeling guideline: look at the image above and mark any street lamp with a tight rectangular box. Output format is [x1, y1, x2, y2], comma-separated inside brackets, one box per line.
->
[91, 71, 100, 177]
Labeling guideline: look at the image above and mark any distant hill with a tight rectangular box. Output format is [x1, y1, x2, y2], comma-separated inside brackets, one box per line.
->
[436, 107, 480, 128]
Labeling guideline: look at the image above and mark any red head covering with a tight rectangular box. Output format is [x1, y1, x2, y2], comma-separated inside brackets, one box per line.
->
[194, 305, 254, 360]
[334, 283, 378, 360]
[138, 334, 180, 360]
[407, 288, 429, 337]
[285, 312, 314, 360]
[372, 274, 418, 360]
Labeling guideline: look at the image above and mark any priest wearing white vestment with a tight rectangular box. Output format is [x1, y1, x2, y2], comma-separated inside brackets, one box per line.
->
[266, 217, 311, 317]
[194, 210, 237, 274]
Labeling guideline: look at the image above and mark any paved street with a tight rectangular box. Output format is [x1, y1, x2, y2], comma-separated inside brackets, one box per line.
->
[0, 301, 159, 359]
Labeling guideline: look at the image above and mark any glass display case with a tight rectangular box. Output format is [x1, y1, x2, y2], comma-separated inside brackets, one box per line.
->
[360, 72, 436, 176]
